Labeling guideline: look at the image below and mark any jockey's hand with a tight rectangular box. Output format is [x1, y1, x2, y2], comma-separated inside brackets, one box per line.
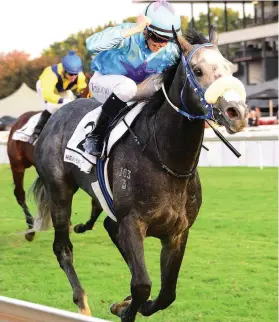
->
[136, 15, 152, 32]
[122, 15, 152, 38]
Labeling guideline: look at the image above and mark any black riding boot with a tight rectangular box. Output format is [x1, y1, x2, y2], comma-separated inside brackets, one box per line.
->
[84, 93, 126, 156]
[28, 110, 52, 144]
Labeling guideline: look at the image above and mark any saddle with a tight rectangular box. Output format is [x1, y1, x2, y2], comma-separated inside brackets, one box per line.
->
[64, 99, 147, 222]
[12, 113, 42, 143]
[64, 100, 147, 172]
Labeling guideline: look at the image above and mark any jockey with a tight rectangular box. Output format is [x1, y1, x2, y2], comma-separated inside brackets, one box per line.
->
[29, 50, 87, 144]
[84, 0, 181, 156]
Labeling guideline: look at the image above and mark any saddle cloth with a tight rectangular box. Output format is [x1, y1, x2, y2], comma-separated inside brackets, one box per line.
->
[12, 113, 42, 142]
[64, 101, 146, 172]
[64, 101, 146, 222]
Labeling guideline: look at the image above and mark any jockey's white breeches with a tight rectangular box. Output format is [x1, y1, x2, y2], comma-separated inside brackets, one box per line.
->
[89, 72, 163, 104]
[36, 80, 75, 114]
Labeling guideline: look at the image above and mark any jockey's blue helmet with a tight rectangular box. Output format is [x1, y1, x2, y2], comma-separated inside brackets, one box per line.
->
[144, 0, 181, 40]
[62, 50, 83, 74]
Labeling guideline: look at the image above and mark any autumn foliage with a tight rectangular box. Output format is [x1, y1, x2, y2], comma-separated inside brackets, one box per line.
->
[0, 51, 58, 99]
[0, 22, 116, 99]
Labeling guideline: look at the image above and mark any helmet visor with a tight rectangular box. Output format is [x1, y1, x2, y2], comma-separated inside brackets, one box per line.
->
[147, 29, 170, 43]
[66, 71, 78, 76]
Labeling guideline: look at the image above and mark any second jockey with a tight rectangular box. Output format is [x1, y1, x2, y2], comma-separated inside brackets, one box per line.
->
[29, 50, 87, 144]
[84, 0, 181, 156]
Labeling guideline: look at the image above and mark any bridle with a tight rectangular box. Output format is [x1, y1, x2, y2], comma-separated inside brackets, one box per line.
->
[162, 43, 218, 121]
[154, 42, 225, 178]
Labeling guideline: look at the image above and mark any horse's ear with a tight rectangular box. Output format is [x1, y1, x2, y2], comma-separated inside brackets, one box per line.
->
[172, 25, 182, 52]
[209, 25, 218, 45]
[177, 35, 193, 55]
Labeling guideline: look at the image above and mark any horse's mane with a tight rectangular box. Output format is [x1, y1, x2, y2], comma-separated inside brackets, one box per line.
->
[144, 28, 209, 114]
[185, 28, 209, 45]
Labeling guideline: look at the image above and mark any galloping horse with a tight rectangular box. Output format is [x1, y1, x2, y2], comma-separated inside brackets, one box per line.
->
[7, 78, 91, 241]
[32, 28, 248, 321]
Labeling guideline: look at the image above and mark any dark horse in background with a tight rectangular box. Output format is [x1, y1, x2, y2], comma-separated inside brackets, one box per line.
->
[32, 27, 248, 322]
[7, 78, 91, 241]
[8, 111, 39, 241]
[0, 115, 16, 131]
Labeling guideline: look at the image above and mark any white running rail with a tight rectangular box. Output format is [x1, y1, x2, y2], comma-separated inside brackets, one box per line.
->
[0, 296, 111, 322]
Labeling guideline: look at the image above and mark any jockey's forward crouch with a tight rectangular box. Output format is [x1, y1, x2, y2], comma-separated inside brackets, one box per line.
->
[29, 51, 87, 144]
[84, 0, 182, 156]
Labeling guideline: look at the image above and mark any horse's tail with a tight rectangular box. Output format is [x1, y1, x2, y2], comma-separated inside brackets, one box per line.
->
[32, 176, 52, 231]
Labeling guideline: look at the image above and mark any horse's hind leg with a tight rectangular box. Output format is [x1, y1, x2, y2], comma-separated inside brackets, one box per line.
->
[139, 230, 189, 316]
[49, 183, 91, 316]
[74, 198, 102, 234]
[104, 217, 128, 264]
[104, 216, 151, 322]
[10, 163, 35, 241]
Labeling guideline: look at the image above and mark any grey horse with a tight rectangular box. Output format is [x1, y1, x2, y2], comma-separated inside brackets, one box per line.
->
[32, 27, 248, 322]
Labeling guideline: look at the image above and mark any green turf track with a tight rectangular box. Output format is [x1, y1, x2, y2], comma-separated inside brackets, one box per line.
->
[0, 165, 277, 322]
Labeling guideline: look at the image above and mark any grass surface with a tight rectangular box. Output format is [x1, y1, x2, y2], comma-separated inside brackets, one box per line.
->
[0, 165, 277, 322]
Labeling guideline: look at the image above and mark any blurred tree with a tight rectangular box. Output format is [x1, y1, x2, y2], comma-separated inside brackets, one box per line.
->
[42, 21, 116, 73]
[194, 7, 244, 35]
[0, 22, 117, 98]
[180, 16, 189, 35]
[0, 51, 29, 98]
[123, 16, 137, 23]
[0, 51, 29, 77]
[23, 56, 59, 90]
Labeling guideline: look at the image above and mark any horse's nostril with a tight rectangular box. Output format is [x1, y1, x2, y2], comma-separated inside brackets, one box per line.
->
[225, 107, 239, 120]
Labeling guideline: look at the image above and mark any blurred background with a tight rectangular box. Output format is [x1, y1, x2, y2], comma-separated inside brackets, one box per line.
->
[0, 0, 278, 121]
[0, 2, 277, 322]
[1, 0, 277, 167]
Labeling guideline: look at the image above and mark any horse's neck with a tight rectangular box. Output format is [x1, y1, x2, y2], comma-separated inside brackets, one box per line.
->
[155, 65, 205, 174]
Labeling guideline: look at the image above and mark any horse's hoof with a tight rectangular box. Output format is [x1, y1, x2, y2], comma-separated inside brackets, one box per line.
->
[78, 308, 91, 316]
[110, 300, 131, 317]
[77, 294, 91, 316]
[74, 224, 85, 234]
[123, 294, 151, 302]
[25, 232, 35, 242]
[138, 300, 153, 316]
[74, 224, 96, 233]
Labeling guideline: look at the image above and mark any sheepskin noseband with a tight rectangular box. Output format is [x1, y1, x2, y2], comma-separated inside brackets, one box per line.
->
[204, 76, 246, 104]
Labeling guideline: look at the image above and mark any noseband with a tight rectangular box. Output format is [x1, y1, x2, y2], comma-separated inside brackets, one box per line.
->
[162, 43, 217, 120]
[161, 42, 242, 159]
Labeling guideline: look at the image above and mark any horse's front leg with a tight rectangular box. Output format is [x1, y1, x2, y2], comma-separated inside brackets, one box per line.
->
[74, 198, 102, 233]
[139, 230, 189, 316]
[105, 215, 151, 322]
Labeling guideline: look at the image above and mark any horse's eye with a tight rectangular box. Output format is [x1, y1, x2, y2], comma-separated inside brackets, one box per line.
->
[194, 68, 203, 77]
